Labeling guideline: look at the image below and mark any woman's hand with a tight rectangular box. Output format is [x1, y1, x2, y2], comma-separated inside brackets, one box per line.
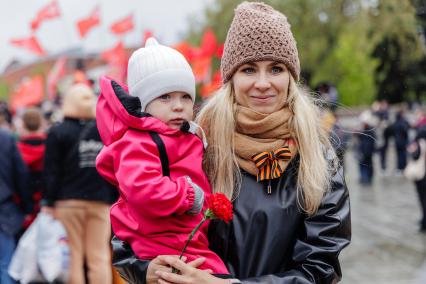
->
[147, 256, 211, 284]
[155, 256, 229, 284]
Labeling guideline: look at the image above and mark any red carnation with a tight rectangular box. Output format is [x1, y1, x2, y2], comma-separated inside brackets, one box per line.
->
[173, 193, 233, 273]
[206, 193, 233, 223]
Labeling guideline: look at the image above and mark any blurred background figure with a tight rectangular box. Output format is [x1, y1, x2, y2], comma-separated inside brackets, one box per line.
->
[407, 108, 426, 232]
[0, 128, 31, 284]
[0, 100, 12, 131]
[16, 107, 47, 230]
[372, 100, 392, 175]
[390, 110, 410, 175]
[356, 110, 377, 186]
[42, 84, 117, 284]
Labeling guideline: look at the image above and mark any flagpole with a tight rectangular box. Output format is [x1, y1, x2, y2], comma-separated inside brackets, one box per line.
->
[57, 1, 79, 56]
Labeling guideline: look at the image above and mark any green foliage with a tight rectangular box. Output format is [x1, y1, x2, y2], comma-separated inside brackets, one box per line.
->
[312, 23, 378, 106]
[0, 81, 10, 101]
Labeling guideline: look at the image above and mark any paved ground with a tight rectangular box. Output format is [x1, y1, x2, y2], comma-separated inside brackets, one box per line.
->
[339, 146, 426, 284]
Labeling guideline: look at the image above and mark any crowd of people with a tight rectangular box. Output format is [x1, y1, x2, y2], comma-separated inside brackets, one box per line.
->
[0, 82, 121, 284]
[352, 100, 426, 232]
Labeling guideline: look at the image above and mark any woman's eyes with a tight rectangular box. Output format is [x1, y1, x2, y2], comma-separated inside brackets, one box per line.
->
[271, 66, 284, 74]
[241, 67, 256, 74]
[240, 65, 284, 74]
[183, 94, 192, 100]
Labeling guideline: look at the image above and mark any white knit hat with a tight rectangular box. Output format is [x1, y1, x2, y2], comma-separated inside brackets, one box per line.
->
[127, 37, 196, 111]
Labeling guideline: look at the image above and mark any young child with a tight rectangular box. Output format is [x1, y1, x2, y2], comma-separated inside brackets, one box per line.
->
[96, 38, 229, 276]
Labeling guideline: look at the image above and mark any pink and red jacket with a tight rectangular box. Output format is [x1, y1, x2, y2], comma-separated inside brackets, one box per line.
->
[95, 77, 228, 274]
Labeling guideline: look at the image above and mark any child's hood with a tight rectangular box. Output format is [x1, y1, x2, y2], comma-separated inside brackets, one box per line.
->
[97, 76, 181, 146]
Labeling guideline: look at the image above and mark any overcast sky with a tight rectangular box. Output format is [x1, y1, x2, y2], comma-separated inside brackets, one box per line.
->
[0, 0, 214, 72]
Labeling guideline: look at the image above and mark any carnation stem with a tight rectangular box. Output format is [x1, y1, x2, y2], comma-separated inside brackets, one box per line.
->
[172, 214, 208, 274]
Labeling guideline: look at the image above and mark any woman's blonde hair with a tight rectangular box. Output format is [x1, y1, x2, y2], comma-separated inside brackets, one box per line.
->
[196, 76, 338, 215]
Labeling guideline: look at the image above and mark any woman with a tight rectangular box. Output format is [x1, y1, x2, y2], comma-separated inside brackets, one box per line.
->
[111, 2, 351, 283]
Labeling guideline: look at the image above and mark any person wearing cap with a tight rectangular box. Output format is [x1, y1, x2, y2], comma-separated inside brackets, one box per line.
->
[112, 2, 351, 284]
[96, 37, 230, 281]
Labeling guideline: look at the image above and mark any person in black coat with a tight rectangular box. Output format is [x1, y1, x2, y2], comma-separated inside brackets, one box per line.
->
[356, 122, 376, 185]
[0, 128, 31, 284]
[391, 111, 410, 172]
[108, 2, 351, 284]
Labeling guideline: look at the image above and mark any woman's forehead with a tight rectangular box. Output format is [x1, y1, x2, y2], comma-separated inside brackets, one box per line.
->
[241, 60, 286, 67]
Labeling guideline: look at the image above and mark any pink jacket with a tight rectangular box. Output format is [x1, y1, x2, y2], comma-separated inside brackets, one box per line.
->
[95, 77, 228, 274]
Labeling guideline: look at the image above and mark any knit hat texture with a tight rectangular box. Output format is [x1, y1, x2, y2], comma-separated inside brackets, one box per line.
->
[127, 37, 196, 111]
[221, 2, 300, 83]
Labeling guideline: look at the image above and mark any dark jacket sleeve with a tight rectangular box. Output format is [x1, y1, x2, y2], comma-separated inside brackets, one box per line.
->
[111, 235, 150, 284]
[240, 167, 351, 284]
[43, 127, 62, 206]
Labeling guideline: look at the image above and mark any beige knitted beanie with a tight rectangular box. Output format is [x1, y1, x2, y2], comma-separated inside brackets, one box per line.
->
[221, 2, 300, 83]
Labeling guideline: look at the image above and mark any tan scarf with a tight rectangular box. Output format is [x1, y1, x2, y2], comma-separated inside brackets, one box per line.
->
[234, 105, 298, 180]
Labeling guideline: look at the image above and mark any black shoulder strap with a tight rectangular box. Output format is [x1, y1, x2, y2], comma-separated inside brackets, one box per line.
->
[149, 131, 170, 177]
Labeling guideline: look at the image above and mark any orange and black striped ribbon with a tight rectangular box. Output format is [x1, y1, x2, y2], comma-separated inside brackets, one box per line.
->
[251, 147, 292, 182]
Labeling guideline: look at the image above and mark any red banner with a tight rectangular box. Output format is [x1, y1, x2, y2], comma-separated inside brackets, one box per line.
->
[200, 71, 221, 98]
[200, 29, 217, 58]
[31, 0, 61, 30]
[110, 14, 134, 35]
[77, 5, 100, 38]
[192, 57, 211, 83]
[101, 41, 128, 83]
[47, 57, 67, 99]
[10, 76, 45, 112]
[10, 35, 46, 56]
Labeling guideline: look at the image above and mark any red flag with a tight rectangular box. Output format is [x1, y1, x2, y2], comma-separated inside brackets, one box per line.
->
[216, 43, 224, 59]
[110, 14, 134, 35]
[200, 29, 217, 58]
[77, 6, 100, 38]
[192, 57, 211, 83]
[173, 41, 197, 63]
[10, 76, 45, 113]
[10, 35, 46, 56]
[101, 41, 127, 65]
[47, 57, 67, 99]
[200, 71, 221, 98]
[101, 41, 128, 83]
[31, 0, 61, 30]
[142, 30, 153, 46]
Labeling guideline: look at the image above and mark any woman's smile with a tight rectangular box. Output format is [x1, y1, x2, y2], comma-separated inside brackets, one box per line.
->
[249, 95, 275, 103]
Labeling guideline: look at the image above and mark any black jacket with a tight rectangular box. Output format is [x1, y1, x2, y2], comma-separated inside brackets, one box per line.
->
[0, 129, 31, 236]
[112, 158, 351, 284]
[43, 118, 117, 206]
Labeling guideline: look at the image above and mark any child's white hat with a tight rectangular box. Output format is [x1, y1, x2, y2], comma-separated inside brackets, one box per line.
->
[127, 37, 196, 111]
